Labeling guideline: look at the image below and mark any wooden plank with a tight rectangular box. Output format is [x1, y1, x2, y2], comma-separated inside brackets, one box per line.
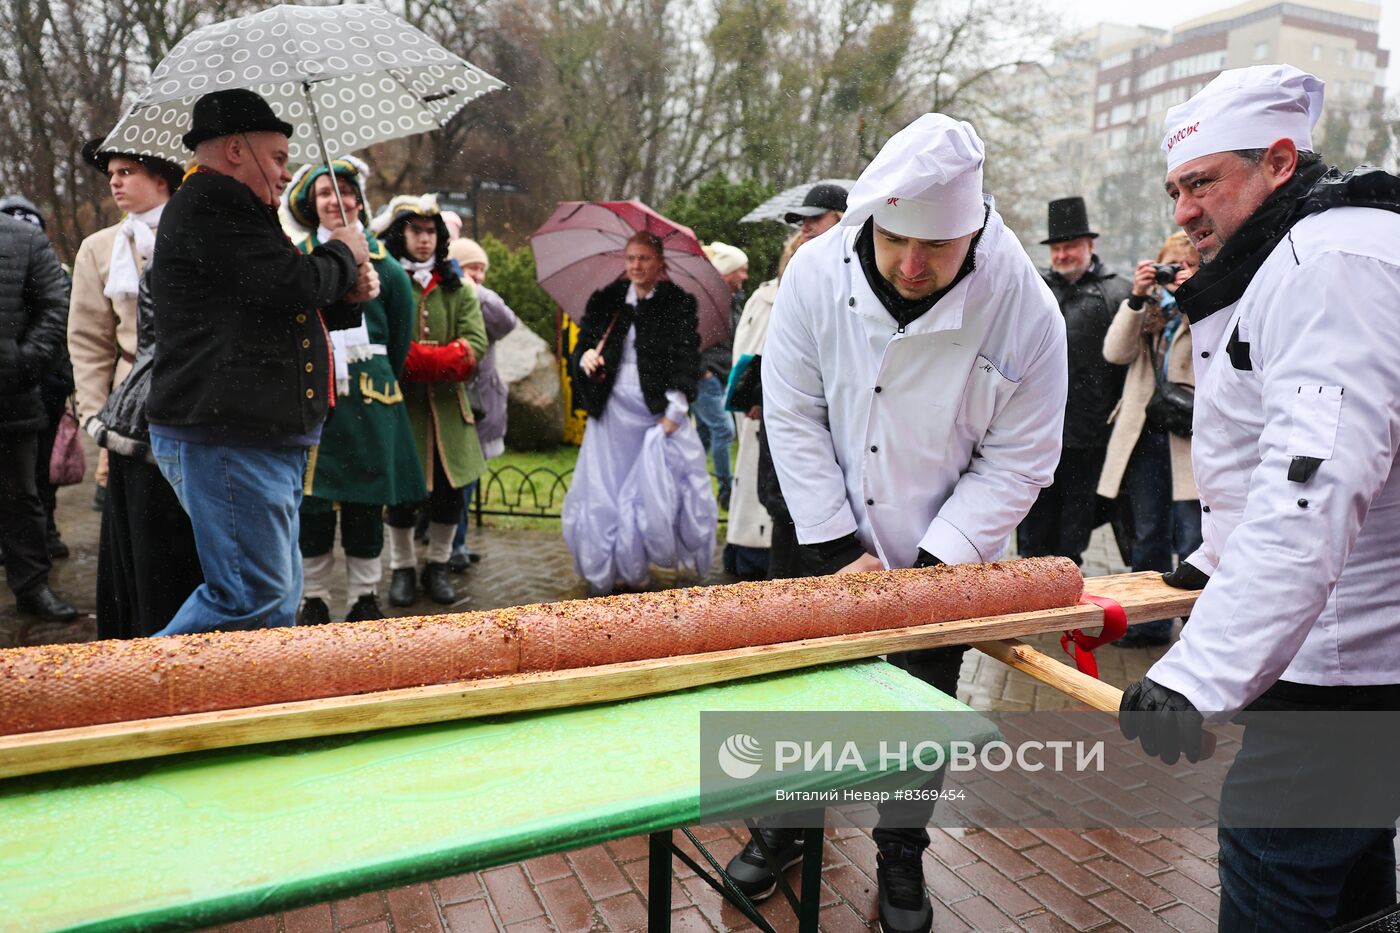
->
[0, 572, 1196, 780]
[972, 637, 1217, 757]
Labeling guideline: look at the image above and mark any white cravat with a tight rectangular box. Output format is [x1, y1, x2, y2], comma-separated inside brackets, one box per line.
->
[317, 223, 375, 396]
[400, 257, 435, 289]
[103, 203, 164, 300]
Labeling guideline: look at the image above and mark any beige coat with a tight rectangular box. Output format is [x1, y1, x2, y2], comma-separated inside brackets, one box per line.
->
[1097, 296, 1197, 501]
[68, 223, 141, 425]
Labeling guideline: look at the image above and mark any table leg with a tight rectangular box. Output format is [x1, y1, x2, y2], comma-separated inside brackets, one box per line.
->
[798, 826, 824, 933]
[648, 830, 672, 931]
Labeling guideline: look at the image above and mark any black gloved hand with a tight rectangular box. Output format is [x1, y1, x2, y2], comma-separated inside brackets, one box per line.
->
[1162, 561, 1209, 590]
[1120, 677, 1205, 764]
[914, 550, 943, 568]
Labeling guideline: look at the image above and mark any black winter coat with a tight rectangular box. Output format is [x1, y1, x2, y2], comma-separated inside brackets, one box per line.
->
[1042, 257, 1131, 449]
[147, 170, 360, 439]
[0, 214, 70, 433]
[570, 279, 701, 418]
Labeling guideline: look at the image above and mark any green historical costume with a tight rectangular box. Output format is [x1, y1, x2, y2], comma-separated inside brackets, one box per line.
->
[281, 157, 426, 624]
[372, 193, 489, 608]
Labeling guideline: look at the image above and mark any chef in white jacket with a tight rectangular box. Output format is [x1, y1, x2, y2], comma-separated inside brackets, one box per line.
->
[1118, 65, 1400, 931]
[733, 114, 1067, 933]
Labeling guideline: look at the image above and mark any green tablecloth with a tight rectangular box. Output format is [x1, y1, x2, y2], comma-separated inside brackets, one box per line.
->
[0, 659, 992, 932]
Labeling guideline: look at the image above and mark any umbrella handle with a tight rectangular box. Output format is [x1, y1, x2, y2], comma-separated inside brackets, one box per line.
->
[302, 80, 351, 230]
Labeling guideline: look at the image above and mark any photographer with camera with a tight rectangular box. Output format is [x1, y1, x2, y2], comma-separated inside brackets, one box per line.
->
[1097, 230, 1202, 646]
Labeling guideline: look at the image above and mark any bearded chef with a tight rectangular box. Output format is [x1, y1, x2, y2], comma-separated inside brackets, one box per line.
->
[1117, 65, 1400, 931]
[725, 114, 1067, 933]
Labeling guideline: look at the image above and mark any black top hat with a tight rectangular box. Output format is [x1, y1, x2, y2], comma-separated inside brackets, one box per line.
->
[181, 89, 294, 151]
[1041, 196, 1098, 244]
[784, 183, 849, 224]
[82, 138, 186, 195]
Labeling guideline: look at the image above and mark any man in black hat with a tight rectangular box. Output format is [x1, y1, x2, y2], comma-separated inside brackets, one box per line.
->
[1017, 196, 1130, 566]
[782, 182, 847, 242]
[146, 88, 379, 635]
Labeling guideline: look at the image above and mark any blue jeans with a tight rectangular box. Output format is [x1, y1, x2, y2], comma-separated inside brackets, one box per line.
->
[1122, 431, 1203, 638]
[692, 373, 734, 497]
[151, 435, 307, 634]
[453, 480, 480, 551]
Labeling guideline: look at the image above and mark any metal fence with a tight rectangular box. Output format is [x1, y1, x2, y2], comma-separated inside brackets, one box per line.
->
[470, 463, 726, 525]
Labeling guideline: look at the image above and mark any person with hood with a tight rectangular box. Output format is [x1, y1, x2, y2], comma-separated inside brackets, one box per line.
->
[0, 201, 78, 623]
[147, 89, 377, 635]
[0, 196, 76, 563]
[445, 236, 520, 570]
[283, 157, 424, 624]
[742, 115, 1067, 933]
[1017, 196, 1131, 566]
[372, 194, 487, 608]
[1119, 65, 1400, 930]
[564, 231, 715, 595]
[70, 139, 202, 638]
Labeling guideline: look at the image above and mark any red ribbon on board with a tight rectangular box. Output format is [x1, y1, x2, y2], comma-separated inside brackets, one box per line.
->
[1059, 593, 1128, 678]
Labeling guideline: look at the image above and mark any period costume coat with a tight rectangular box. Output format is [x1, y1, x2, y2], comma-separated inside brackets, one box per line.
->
[68, 223, 141, 426]
[405, 274, 488, 490]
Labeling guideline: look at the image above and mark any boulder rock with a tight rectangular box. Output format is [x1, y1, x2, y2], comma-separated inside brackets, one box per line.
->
[497, 326, 564, 450]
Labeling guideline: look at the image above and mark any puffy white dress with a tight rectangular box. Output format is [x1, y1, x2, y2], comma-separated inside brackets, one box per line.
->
[563, 325, 717, 593]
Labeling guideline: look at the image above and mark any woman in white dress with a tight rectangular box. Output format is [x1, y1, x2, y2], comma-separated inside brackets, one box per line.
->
[563, 232, 716, 594]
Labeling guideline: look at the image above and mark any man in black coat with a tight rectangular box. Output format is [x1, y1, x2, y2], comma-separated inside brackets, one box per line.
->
[146, 89, 378, 635]
[0, 211, 78, 622]
[1018, 196, 1130, 565]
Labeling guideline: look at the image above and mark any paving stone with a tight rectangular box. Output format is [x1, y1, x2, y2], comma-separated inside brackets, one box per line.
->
[481, 865, 546, 926]
[955, 831, 1039, 881]
[1158, 903, 1217, 933]
[567, 846, 633, 900]
[333, 892, 389, 926]
[1151, 869, 1221, 920]
[386, 883, 445, 932]
[953, 862, 1040, 918]
[524, 854, 573, 884]
[1087, 890, 1176, 933]
[280, 904, 334, 933]
[442, 899, 497, 933]
[1082, 857, 1175, 910]
[595, 892, 648, 932]
[536, 874, 596, 933]
[1018, 874, 1112, 932]
[433, 873, 485, 906]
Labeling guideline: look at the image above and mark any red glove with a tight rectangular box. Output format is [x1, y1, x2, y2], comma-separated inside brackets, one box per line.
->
[401, 340, 478, 384]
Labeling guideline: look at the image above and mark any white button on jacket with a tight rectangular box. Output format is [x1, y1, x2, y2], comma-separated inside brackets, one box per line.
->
[762, 204, 1068, 570]
[1148, 206, 1400, 716]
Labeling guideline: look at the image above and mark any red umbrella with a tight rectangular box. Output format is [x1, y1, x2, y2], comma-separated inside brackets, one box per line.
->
[530, 200, 732, 351]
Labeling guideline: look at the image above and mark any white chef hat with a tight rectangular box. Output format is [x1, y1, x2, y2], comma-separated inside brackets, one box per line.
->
[1162, 64, 1324, 172]
[842, 113, 985, 240]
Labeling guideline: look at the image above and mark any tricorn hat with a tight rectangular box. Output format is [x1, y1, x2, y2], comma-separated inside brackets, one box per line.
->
[783, 183, 848, 224]
[182, 89, 293, 151]
[82, 138, 185, 194]
[1041, 196, 1098, 244]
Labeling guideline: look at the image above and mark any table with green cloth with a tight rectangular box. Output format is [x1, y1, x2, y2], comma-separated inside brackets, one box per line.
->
[0, 659, 995, 932]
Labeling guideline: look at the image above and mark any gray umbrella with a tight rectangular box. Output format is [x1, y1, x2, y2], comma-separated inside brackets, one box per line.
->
[739, 178, 859, 224]
[102, 4, 505, 170]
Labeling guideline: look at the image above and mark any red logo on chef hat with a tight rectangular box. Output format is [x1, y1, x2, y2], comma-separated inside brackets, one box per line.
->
[886, 197, 900, 206]
[1165, 121, 1201, 151]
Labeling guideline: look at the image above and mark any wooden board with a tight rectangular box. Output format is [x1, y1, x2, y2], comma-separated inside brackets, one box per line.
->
[0, 572, 1196, 780]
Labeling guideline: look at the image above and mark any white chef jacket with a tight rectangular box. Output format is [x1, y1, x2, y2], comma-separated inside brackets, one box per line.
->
[1148, 206, 1400, 716]
[762, 203, 1067, 569]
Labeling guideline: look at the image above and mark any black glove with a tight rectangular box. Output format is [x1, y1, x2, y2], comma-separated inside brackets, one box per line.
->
[914, 550, 943, 568]
[1119, 677, 1205, 765]
[1162, 561, 1209, 590]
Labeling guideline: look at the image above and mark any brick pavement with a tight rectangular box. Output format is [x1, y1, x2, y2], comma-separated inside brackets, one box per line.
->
[5, 446, 1393, 931]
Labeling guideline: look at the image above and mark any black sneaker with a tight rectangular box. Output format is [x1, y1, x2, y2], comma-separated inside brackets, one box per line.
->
[721, 828, 804, 902]
[345, 592, 384, 623]
[876, 842, 931, 933]
[299, 597, 331, 626]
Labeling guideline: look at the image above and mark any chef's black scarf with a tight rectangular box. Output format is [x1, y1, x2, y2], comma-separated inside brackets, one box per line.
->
[854, 210, 984, 329]
[1173, 159, 1330, 323]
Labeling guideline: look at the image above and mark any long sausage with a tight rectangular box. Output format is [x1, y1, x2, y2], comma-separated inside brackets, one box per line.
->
[0, 557, 1081, 735]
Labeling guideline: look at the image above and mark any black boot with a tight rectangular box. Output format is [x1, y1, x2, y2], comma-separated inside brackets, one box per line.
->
[299, 597, 331, 625]
[16, 585, 79, 624]
[876, 842, 932, 933]
[345, 592, 384, 622]
[388, 567, 417, 607]
[721, 827, 805, 902]
[46, 529, 68, 559]
[421, 561, 457, 605]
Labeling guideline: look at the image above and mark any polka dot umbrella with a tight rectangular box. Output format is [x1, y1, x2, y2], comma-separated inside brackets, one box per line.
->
[102, 4, 505, 212]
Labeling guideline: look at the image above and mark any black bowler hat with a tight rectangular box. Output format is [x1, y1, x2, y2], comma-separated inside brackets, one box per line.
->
[181, 89, 294, 151]
[82, 138, 186, 194]
[1040, 196, 1099, 244]
[784, 182, 849, 224]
